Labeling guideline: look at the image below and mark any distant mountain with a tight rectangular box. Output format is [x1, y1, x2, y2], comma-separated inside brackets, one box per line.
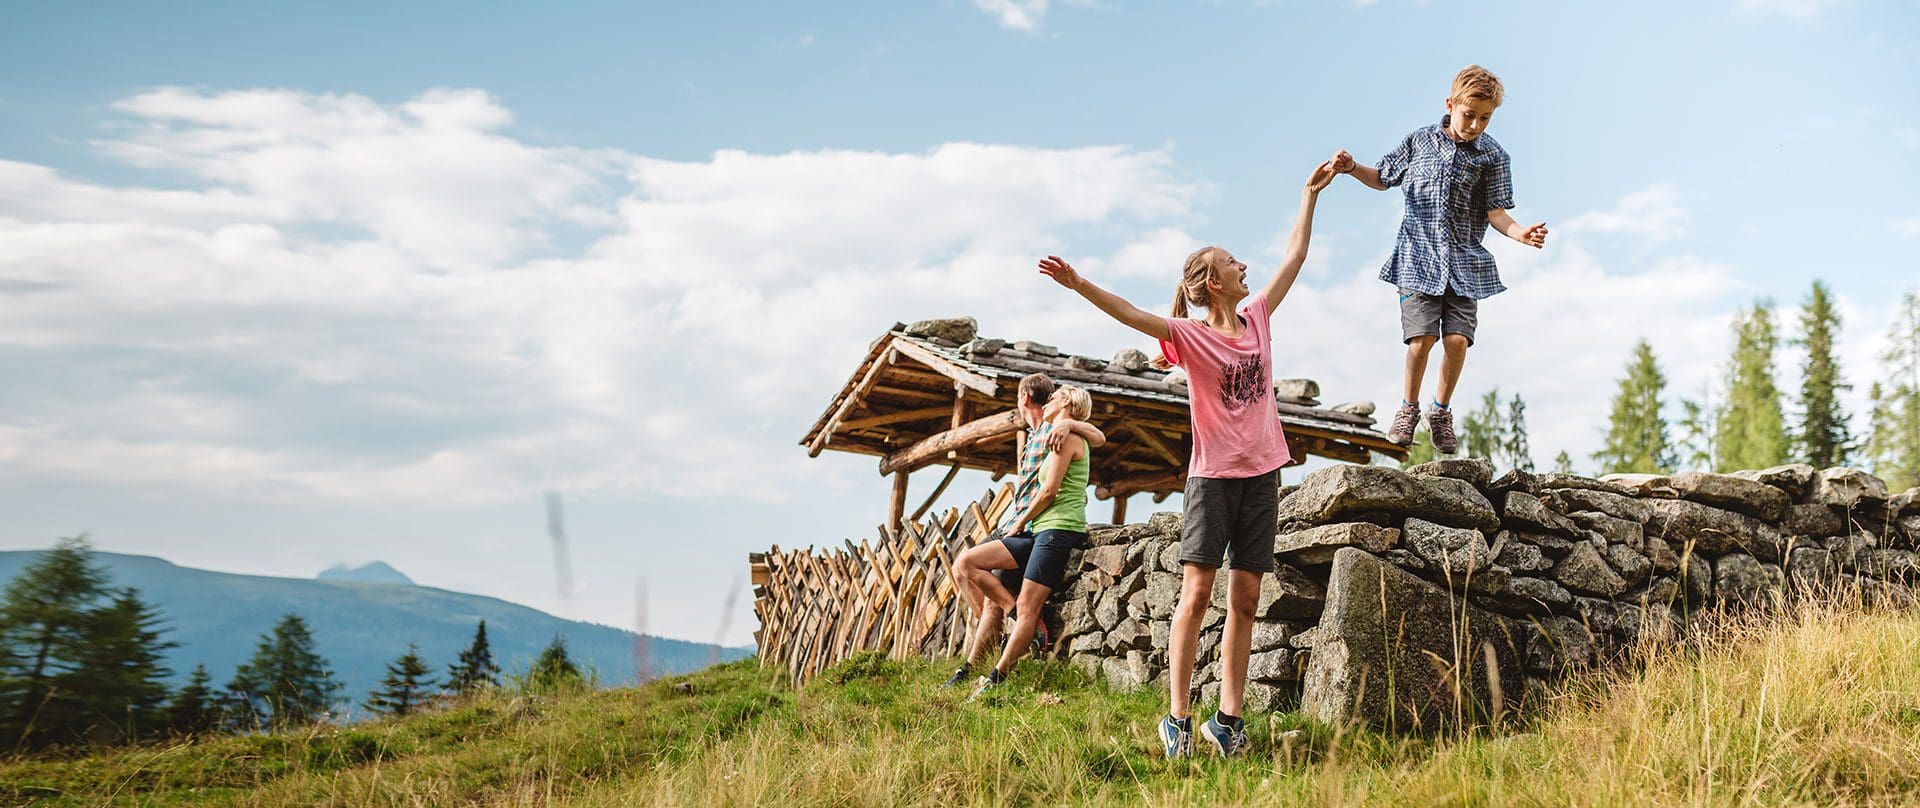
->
[317, 561, 414, 585]
[0, 551, 753, 719]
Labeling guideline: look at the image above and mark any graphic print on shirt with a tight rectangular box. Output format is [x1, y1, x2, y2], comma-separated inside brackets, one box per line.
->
[1216, 354, 1266, 410]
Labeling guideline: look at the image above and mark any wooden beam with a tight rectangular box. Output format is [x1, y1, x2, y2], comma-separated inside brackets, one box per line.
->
[1121, 421, 1184, 468]
[808, 346, 895, 457]
[890, 339, 999, 397]
[1111, 496, 1129, 524]
[889, 471, 909, 532]
[1095, 470, 1185, 500]
[879, 409, 1023, 476]
[838, 406, 953, 431]
[909, 463, 963, 523]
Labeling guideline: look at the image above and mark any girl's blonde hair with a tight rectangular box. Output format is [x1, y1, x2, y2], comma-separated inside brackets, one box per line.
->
[1171, 246, 1229, 319]
[1055, 384, 1093, 421]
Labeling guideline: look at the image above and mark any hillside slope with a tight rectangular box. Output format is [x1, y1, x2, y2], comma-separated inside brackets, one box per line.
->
[0, 550, 751, 708]
[4, 602, 1919, 806]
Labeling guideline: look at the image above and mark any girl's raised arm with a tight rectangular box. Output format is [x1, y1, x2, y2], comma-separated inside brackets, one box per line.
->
[1038, 256, 1172, 341]
[1257, 161, 1337, 317]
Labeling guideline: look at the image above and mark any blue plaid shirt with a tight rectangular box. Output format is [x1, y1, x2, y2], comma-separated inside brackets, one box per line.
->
[998, 421, 1053, 534]
[1376, 117, 1515, 300]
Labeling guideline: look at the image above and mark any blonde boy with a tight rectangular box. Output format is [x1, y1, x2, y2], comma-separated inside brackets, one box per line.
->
[1331, 65, 1548, 453]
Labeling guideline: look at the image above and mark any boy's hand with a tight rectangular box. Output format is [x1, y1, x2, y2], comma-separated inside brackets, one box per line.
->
[1330, 150, 1356, 174]
[1520, 222, 1548, 248]
[1037, 256, 1084, 290]
[1306, 161, 1336, 193]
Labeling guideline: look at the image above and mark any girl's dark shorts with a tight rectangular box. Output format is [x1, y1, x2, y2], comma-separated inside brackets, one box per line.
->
[1178, 468, 1280, 573]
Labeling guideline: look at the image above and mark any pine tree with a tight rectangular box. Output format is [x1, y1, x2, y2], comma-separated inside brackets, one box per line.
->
[167, 664, 219, 736]
[1552, 451, 1576, 475]
[1715, 302, 1789, 471]
[1794, 281, 1852, 468]
[527, 636, 583, 692]
[1676, 391, 1718, 472]
[1593, 340, 1674, 474]
[446, 620, 501, 696]
[1503, 394, 1534, 472]
[65, 588, 175, 743]
[226, 614, 342, 729]
[1462, 389, 1507, 461]
[0, 536, 111, 747]
[365, 645, 436, 718]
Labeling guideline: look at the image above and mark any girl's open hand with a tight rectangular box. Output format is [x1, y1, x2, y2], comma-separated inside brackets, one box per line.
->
[1037, 256, 1083, 289]
[1307, 161, 1337, 193]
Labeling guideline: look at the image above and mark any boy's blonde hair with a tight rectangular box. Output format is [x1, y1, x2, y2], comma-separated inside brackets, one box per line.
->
[1056, 384, 1093, 421]
[1450, 65, 1504, 107]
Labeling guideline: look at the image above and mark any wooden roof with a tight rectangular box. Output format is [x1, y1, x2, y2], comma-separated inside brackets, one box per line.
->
[801, 319, 1408, 501]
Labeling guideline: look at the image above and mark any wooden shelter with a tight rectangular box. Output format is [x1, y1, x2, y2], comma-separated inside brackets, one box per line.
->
[801, 318, 1409, 528]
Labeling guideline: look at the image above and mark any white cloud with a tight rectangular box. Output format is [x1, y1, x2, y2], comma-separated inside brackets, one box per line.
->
[0, 88, 1198, 507]
[1560, 182, 1689, 245]
[1893, 215, 1920, 237]
[973, 0, 1050, 31]
[1734, 0, 1847, 19]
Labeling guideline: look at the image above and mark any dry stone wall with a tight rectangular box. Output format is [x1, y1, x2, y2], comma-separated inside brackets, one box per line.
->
[1042, 460, 1920, 730]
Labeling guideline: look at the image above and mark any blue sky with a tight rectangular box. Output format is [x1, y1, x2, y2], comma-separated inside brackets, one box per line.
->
[2, 1, 1916, 649]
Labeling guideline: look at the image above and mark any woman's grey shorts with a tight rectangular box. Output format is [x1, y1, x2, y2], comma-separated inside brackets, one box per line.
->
[1399, 287, 1478, 345]
[1178, 468, 1280, 573]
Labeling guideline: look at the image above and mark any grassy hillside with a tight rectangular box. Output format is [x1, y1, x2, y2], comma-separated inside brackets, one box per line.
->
[5, 602, 1920, 806]
[0, 550, 751, 704]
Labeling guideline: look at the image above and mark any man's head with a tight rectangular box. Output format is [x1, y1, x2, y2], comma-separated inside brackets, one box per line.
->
[1017, 373, 1056, 417]
[1444, 65, 1504, 143]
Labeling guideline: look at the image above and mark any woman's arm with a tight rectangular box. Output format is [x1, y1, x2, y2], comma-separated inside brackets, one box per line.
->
[1257, 162, 1337, 317]
[1038, 256, 1173, 341]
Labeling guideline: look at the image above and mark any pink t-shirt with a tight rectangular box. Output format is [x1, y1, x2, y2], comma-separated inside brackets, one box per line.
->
[1159, 292, 1292, 479]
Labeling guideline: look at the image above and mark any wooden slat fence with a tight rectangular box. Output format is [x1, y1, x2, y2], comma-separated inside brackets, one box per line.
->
[750, 483, 1016, 685]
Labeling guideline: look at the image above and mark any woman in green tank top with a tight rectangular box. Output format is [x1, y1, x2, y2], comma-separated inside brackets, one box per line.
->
[972, 385, 1095, 698]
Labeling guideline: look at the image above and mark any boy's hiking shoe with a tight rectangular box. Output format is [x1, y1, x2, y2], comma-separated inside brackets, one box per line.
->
[1386, 402, 1421, 447]
[942, 666, 971, 689]
[1427, 407, 1458, 454]
[1201, 714, 1249, 758]
[969, 669, 1006, 702]
[1159, 715, 1194, 759]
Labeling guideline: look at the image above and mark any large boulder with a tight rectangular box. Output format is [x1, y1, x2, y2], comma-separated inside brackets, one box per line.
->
[1808, 467, 1889, 508]
[903, 317, 977, 344]
[1665, 471, 1791, 521]
[1783, 503, 1846, 538]
[1644, 499, 1788, 561]
[1301, 548, 1526, 731]
[1729, 463, 1816, 500]
[1403, 518, 1492, 577]
[1501, 492, 1582, 537]
[1553, 542, 1629, 597]
[1278, 465, 1500, 531]
[1407, 458, 1495, 489]
[1258, 566, 1328, 621]
[1714, 553, 1784, 608]
[1545, 488, 1652, 523]
[1570, 511, 1645, 550]
[1275, 523, 1400, 566]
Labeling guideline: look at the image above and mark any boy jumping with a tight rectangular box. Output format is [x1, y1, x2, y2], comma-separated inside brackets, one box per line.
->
[1331, 65, 1547, 454]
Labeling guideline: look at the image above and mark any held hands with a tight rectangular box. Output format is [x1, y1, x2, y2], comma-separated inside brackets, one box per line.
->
[1037, 255, 1083, 290]
[1307, 161, 1336, 194]
[1330, 150, 1356, 174]
[1520, 222, 1549, 248]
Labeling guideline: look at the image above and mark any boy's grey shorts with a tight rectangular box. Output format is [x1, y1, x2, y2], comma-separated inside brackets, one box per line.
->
[1178, 468, 1280, 573]
[1399, 287, 1478, 345]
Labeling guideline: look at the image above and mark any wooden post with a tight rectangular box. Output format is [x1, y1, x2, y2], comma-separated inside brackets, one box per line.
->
[889, 471, 909, 531]
[1111, 495, 1129, 525]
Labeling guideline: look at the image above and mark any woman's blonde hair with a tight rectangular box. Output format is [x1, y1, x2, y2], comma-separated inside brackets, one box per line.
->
[1055, 384, 1093, 421]
[1171, 246, 1230, 319]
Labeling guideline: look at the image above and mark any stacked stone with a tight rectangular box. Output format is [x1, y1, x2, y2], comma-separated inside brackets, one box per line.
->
[1035, 459, 1920, 731]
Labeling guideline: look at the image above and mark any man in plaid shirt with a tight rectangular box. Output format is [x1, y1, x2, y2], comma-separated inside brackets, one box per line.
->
[945, 373, 1105, 688]
[1331, 65, 1549, 454]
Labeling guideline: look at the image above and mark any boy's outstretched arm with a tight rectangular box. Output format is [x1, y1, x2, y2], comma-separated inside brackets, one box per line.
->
[1487, 208, 1548, 248]
[1037, 257, 1173, 341]
[1331, 150, 1390, 191]
[1257, 161, 1337, 317]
